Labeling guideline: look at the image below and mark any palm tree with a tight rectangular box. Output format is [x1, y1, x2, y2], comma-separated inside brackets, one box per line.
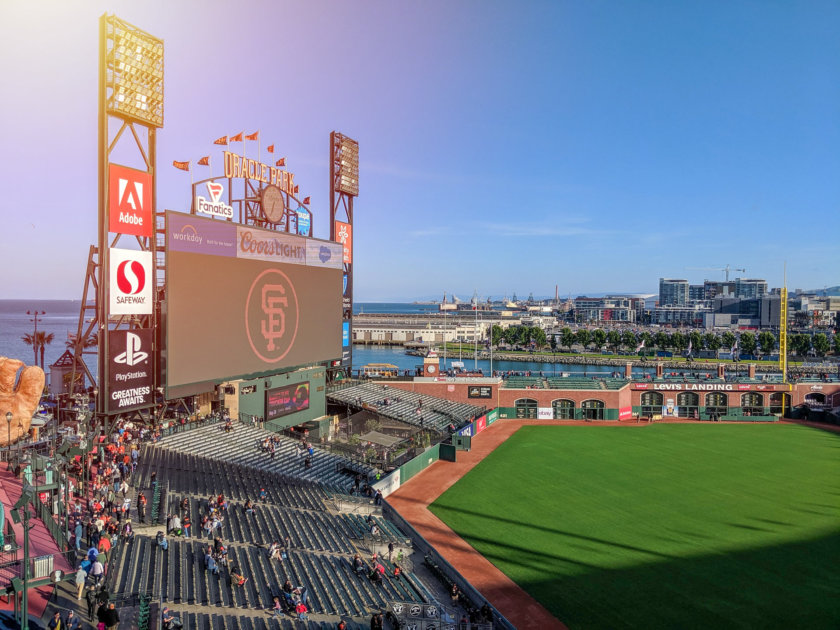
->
[35, 331, 54, 369]
[21, 333, 38, 365]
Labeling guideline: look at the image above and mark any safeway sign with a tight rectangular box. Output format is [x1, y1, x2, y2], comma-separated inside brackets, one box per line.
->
[109, 248, 153, 315]
[109, 164, 153, 237]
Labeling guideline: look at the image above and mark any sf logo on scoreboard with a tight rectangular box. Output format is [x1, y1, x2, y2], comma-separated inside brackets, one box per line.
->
[245, 268, 299, 363]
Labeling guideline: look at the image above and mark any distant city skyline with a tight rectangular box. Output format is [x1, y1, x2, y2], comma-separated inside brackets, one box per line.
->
[1, 1, 838, 301]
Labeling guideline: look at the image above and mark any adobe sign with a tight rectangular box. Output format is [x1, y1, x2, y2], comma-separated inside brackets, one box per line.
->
[109, 164, 153, 237]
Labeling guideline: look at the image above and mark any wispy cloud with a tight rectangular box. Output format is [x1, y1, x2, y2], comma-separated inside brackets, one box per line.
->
[480, 220, 611, 237]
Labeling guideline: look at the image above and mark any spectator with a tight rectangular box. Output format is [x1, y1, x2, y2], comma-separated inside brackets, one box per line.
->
[157, 531, 168, 551]
[450, 582, 459, 603]
[137, 493, 147, 524]
[295, 601, 308, 621]
[47, 612, 63, 630]
[370, 612, 384, 630]
[90, 559, 104, 586]
[64, 610, 80, 630]
[205, 549, 219, 576]
[259, 487, 267, 501]
[170, 514, 182, 536]
[85, 586, 98, 621]
[75, 565, 87, 600]
[74, 520, 83, 552]
[162, 606, 183, 629]
[270, 596, 284, 619]
[353, 554, 365, 575]
[244, 499, 255, 515]
[392, 564, 401, 581]
[101, 602, 120, 630]
[182, 514, 191, 539]
[338, 621, 347, 630]
[230, 565, 248, 588]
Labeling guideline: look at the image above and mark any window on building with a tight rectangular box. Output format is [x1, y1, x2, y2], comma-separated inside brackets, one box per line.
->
[581, 399, 605, 420]
[741, 392, 764, 417]
[515, 398, 538, 419]
[640, 392, 663, 418]
[705, 392, 728, 419]
[552, 399, 575, 419]
[677, 392, 699, 418]
[769, 392, 790, 416]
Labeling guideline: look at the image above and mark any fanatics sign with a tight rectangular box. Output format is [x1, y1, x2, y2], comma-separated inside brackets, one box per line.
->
[110, 248, 153, 315]
[109, 164, 153, 237]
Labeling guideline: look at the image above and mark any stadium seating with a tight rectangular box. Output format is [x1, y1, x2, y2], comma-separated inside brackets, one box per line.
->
[327, 383, 485, 432]
[112, 441, 432, 628]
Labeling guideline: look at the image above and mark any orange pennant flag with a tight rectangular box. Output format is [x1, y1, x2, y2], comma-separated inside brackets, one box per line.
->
[303, 196, 311, 205]
[197, 156, 210, 166]
[294, 185, 299, 194]
[213, 136, 228, 145]
[275, 158, 286, 167]
[266, 144, 274, 153]
[172, 160, 190, 171]
[245, 131, 259, 141]
[229, 132, 244, 142]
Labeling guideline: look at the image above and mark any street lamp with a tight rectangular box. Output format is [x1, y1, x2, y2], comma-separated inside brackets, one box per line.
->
[5, 411, 12, 460]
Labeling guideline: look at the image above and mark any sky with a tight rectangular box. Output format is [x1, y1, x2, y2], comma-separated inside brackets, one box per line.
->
[0, 0, 838, 302]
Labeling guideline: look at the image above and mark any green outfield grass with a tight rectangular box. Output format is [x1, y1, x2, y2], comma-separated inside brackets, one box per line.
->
[429, 424, 840, 629]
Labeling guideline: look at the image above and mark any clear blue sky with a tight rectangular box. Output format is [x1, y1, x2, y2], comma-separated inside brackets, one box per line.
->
[1, 0, 837, 301]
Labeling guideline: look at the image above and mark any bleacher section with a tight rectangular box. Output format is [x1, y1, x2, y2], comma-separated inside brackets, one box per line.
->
[328, 383, 485, 432]
[151, 424, 375, 492]
[111, 441, 433, 627]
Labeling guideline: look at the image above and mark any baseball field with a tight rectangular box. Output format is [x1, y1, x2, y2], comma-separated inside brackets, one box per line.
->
[428, 424, 840, 629]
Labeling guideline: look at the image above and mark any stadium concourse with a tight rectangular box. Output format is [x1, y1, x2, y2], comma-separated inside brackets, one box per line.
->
[39, 418, 495, 629]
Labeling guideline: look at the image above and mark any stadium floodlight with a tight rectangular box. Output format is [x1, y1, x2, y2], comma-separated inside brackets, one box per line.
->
[104, 15, 164, 128]
[336, 136, 359, 196]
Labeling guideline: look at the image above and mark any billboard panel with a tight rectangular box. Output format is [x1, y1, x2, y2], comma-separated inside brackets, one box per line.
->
[108, 329, 154, 412]
[167, 212, 237, 257]
[305, 239, 342, 269]
[166, 249, 341, 389]
[335, 220, 352, 263]
[109, 164, 153, 237]
[109, 248, 153, 315]
[537, 407, 553, 420]
[468, 385, 492, 399]
[236, 226, 307, 266]
[266, 382, 310, 420]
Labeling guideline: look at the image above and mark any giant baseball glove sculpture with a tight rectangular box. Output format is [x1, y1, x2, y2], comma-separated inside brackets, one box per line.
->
[0, 357, 45, 447]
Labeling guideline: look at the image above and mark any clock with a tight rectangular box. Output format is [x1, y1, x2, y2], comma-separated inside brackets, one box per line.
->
[428, 365, 436, 374]
[260, 185, 285, 223]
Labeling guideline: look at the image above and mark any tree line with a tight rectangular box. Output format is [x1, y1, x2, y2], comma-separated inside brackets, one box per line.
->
[491, 325, 840, 358]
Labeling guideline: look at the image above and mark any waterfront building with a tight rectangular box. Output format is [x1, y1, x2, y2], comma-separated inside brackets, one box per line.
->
[659, 278, 689, 306]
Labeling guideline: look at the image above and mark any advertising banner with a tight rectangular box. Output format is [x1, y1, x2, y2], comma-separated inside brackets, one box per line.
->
[305, 239, 343, 269]
[195, 180, 234, 219]
[619, 407, 632, 420]
[475, 415, 486, 433]
[467, 385, 492, 399]
[296, 209, 311, 236]
[109, 248, 153, 315]
[537, 407, 554, 420]
[109, 164, 153, 237]
[342, 321, 350, 348]
[236, 226, 307, 266]
[167, 212, 237, 257]
[486, 408, 499, 425]
[456, 424, 473, 437]
[107, 329, 154, 412]
[335, 220, 352, 263]
[266, 382, 310, 420]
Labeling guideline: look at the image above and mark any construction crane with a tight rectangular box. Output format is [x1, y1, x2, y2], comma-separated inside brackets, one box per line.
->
[686, 264, 746, 281]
